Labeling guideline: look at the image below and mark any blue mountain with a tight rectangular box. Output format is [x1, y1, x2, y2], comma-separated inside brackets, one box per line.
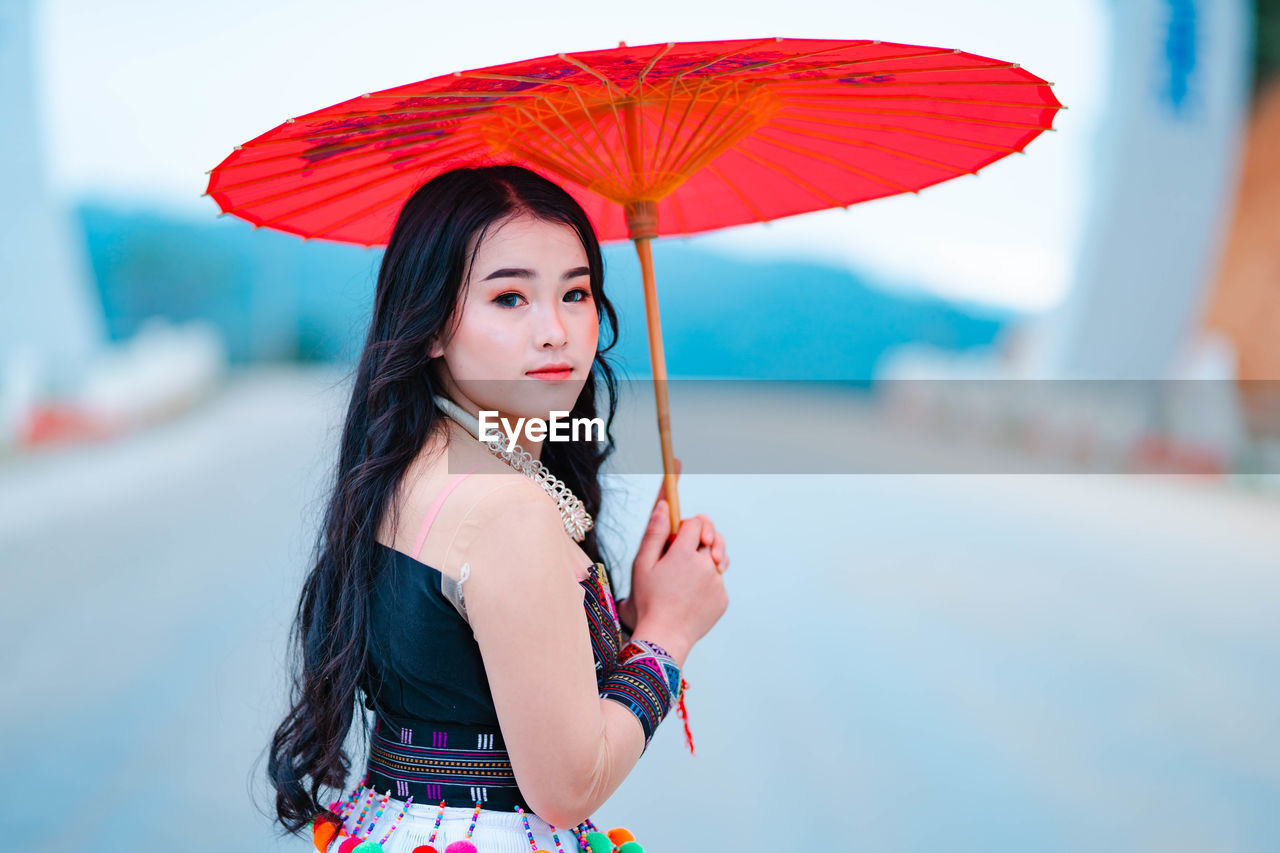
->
[77, 201, 1014, 381]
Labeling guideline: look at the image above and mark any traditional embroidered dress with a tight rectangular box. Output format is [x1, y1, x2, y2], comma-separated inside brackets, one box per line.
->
[312, 471, 658, 852]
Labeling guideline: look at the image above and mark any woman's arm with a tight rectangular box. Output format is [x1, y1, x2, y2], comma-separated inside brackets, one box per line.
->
[456, 482, 666, 829]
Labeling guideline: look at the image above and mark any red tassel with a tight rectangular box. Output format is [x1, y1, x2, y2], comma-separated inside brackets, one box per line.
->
[676, 677, 695, 756]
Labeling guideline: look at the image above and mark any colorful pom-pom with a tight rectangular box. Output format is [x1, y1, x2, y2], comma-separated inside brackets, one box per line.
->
[313, 817, 339, 851]
[584, 830, 614, 853]
[444, 842, 477, 853]
[353, 842, 384, 852]
[338, 838, 363, 853]
[411, 847, 439, 853]
[607, 827, 635, 845]
[618, 842, 644, 853]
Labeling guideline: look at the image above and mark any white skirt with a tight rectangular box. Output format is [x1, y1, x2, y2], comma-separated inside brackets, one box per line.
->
[318, 784, 620, 853]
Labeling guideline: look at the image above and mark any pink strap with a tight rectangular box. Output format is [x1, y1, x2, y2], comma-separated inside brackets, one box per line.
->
[412, 464, 481, 561]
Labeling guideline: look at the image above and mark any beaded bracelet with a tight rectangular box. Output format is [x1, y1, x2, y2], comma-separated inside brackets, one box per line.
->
[598, 639, 683, 752]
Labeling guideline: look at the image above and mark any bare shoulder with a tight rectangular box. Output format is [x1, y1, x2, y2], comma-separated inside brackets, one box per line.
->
[459, 467, 552, 522]
[447, 470, 590, 585]
[392, 419, 590, 579]
[403, 422, 527, 508]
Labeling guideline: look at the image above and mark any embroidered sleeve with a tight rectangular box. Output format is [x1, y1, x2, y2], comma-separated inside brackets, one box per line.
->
[615, 596, 635, 646]
[598, 639, 683, 753]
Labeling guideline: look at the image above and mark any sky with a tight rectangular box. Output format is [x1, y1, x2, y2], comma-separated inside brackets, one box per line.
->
[30, 0, 1107, 312]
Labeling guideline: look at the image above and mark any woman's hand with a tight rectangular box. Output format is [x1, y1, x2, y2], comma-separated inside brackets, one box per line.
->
[639, 458, 729, 571]
[625, 458, 730, 666]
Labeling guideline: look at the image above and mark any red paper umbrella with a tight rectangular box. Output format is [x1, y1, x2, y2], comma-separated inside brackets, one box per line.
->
[205, 36, 1061, 531]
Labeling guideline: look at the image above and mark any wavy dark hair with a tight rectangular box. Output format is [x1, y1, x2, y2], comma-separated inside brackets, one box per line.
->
[266, 163, 623, 834]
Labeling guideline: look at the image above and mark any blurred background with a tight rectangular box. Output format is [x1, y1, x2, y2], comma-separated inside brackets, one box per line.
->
[2, 0, 1278, 850]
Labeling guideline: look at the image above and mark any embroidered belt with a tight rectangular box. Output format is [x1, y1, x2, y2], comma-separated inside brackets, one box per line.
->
[364, 715, 533, 812]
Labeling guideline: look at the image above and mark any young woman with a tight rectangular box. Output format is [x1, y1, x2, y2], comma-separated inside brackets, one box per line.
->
[268, 163, 730, 852]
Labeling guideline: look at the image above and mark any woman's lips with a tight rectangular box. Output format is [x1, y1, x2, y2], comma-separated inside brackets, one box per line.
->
[526, 368, 572, 380]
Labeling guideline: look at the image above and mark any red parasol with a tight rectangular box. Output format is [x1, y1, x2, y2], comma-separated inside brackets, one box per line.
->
[205, 36, 1062, 534]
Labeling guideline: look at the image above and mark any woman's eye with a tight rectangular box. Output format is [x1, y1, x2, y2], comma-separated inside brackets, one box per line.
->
[494, 288, 588, 307]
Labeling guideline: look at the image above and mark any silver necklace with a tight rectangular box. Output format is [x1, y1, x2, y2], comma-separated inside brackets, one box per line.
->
[432, 394, 594, 542]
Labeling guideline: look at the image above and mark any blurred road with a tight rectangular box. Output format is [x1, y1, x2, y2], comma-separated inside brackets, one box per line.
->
[2, 365, 1278, 851]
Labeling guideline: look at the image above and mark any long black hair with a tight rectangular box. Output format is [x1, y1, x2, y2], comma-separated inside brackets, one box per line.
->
[267, 163, 623, 833]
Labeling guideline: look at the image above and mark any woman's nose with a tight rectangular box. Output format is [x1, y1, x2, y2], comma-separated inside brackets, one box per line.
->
[537, 303, 569, 347]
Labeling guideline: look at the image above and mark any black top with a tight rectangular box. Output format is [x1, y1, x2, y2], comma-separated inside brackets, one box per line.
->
[357, 542, 626, 811]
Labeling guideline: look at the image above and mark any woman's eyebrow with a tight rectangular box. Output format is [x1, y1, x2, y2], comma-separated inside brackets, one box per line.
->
[480, 266, 591, 281]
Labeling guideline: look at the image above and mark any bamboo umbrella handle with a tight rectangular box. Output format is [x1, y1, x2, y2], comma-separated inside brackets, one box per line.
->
[623, 96, 680, 537]
[630, 233, 681, 537]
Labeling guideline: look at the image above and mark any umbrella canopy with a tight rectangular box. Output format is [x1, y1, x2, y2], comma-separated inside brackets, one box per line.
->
[205, 36, 1061, 529]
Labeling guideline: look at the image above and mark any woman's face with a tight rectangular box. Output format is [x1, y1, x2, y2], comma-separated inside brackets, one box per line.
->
[430, 213, 600, 427]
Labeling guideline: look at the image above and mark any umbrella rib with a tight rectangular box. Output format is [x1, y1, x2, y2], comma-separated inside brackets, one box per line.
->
[306, 171, 427, 241]
[298, 99, 505, 124]
[688, 40, 877, 82]
[257, 115, 483, 152]
[651, 74, 687, 184]
[361, 87, 548, 100]
[704, 162, 772, 224]
[280, 125, 460, 159]
[745, 130, 926, 194]
[496, 116, 601, 188]
[240, 155, 422, 236]
[729, 145, 851, 206]
[844, 47, 960, 64]
[814, 54, 1003, 76]
[503, 145, 598, 192]
[804, 60, 1030, 81]
[211, 136, 476, 197]
[495, 72, 633, 182]
[621, 43, 681, 187]
[381, 85, 621, 103]
[599, 89, 635, 189]
[702, 48, 982, 83]
[753, 133, 921, 193]
[647, 38, 777, 176]
[214, 135, 483, 212]
[756, 121, 978, 174]
[406, 69, 678, 187]
[212, 126, 486, 188]
[626, 41, 677, 98]
[780, 99, 1056, 130]
[659, 81, 743, 181]
[451, 70, 576, 86]
[557, 52, 629, 101]
[646, 39, 778, 184]
[557, 53, 636, 177]
[668, 185, 691, 236]
[564, 86, 630, 183]
[774, 92, 1066, 110]
[772, 113, 1019, 151]
[781, 78, 1053, 89]
[666, 37, 783, 85]
[675, 94, 771, 179]
[531, 93, 620, 181]
[655, 76, 696, 183]
[508, 101, 605, 178]
[653, 74, 713, 182]
[242, 108, 491, 149]
[810, 47, 958, 67]
[757, 47, 962, 77]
